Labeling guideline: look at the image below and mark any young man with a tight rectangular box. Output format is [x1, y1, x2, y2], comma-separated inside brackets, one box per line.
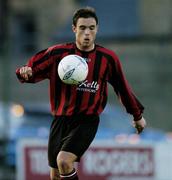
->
[16, 7, 146, 180]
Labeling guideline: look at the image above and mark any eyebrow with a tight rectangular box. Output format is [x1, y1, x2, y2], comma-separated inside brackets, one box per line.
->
[79, 25, 96, 28]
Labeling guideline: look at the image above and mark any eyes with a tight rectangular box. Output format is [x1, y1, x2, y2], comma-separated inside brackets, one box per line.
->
[79, 25, 96, 31]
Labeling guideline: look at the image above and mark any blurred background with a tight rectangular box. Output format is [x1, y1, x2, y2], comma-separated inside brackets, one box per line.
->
[0, 0, 172, 180]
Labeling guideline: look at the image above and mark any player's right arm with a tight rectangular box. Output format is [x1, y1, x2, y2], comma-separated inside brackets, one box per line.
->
[18, 66, 33, 81]
[16, 47, 54, 83]
[16, 66, 34, 83]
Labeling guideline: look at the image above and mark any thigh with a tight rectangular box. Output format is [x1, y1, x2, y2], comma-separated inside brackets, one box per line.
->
[48, 116, 67, 168]
[61, 115, 99, 160]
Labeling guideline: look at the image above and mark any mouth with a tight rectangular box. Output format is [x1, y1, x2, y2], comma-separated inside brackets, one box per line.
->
[84, 38, 90, 42]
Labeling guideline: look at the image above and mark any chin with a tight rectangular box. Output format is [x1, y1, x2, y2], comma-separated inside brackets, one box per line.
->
[81, 44, 89, 48]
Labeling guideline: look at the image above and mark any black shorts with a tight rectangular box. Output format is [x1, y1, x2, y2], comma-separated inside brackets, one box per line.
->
[48, 115, 99, 168]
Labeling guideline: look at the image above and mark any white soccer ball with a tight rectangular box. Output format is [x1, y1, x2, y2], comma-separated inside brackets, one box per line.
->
[58, 54, 88, 85]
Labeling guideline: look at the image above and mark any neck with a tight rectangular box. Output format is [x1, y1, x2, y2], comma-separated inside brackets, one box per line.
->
[75, 42, 95, 52]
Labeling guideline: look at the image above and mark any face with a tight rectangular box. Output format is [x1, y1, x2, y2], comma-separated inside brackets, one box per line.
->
[72, 17, 98, 51]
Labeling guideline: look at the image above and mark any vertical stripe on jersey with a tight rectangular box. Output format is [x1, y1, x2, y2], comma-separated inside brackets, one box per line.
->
[53, 53, 68, 115]
[76, 51, 96, 114]
[85, 51, 103, 114]
[56, 51, 71, 115]
[93, 55, 109, 114]
[72, 51, 89, 114]
[62, 48, 76, 115]
[54, 60, 62, 114]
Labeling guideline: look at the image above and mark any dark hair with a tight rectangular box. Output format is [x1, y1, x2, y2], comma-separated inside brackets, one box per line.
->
[72, 7, 98, 26]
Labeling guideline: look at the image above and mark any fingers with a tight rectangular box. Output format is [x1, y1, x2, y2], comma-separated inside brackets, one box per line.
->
[134, 124, 144, 134]
[19, 66, 32, 80]
[132, 119, 146, 134]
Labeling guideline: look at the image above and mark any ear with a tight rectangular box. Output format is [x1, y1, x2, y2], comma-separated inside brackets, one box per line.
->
[72, 25, 76, 33]
[96, 25, 99, 33]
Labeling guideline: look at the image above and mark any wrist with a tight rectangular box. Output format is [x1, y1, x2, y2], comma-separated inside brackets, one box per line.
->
[133, 114, 142, 121]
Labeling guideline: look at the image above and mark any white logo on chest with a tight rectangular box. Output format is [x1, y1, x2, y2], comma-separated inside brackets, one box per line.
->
[77, 80, 99, 93]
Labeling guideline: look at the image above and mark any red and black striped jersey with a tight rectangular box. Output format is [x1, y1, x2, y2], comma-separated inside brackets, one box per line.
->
[16, 42, 144, 118]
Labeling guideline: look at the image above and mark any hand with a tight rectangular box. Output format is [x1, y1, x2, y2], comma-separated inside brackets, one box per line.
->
[19, 66, 33, 81]
[132, 117, 146, 134]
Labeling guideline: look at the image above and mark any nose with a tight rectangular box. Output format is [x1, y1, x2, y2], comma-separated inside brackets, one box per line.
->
[85, 28, 90, 35]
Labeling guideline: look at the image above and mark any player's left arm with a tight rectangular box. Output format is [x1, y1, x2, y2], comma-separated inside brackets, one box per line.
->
[132, 117, 146, 134]
[108, 53, 146, 133]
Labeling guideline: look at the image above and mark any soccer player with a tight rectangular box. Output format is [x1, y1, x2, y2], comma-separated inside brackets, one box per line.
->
[16, 7, 146, 180]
